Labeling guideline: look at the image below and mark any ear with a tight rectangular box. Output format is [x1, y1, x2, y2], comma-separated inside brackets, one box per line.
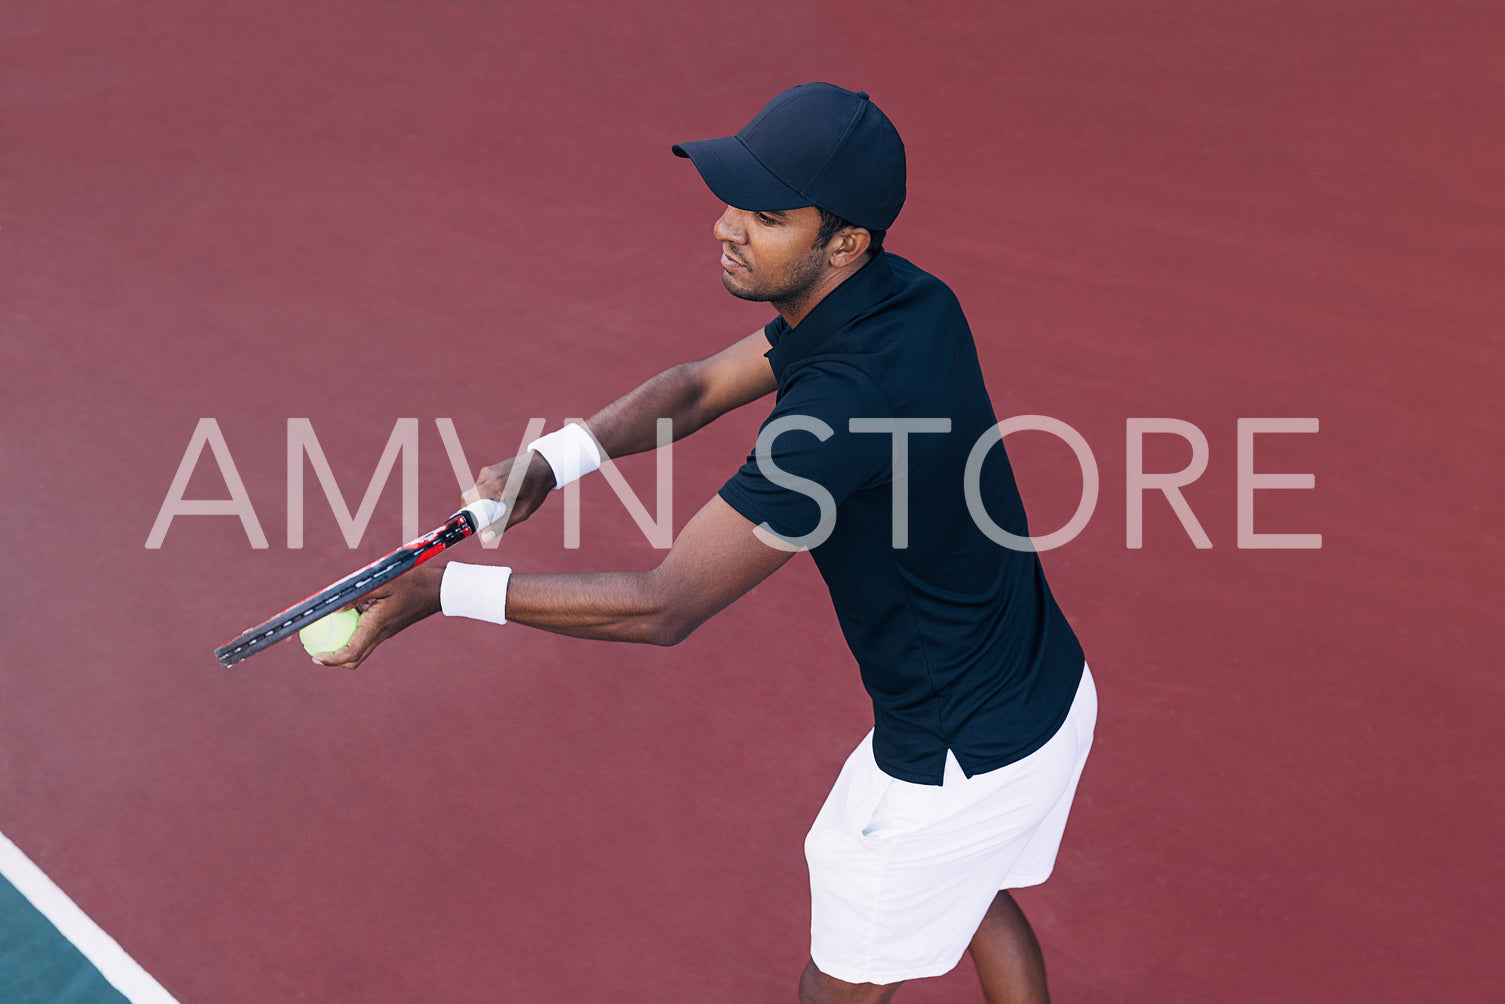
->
[828, 227, 872, 267]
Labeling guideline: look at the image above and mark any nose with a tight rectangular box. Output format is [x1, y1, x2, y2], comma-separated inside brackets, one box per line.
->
[713, 206, 746, 243]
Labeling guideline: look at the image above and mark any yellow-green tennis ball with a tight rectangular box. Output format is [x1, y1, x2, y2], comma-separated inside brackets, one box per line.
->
[300, 608, 360, 655]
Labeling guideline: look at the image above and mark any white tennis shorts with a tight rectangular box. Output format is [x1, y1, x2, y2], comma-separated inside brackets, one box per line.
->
[805, 664, 1097, 985]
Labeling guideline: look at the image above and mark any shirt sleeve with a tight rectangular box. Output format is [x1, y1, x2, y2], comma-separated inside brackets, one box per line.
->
[718, 362, 893, 545]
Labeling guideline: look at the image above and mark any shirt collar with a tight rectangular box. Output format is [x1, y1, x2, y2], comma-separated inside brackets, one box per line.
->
[765, 252, 895, 384]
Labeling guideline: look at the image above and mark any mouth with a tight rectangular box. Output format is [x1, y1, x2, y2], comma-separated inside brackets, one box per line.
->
[721, 249, 747, 271]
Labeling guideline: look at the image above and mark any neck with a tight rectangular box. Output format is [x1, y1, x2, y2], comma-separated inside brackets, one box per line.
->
[775, 252, 872, 328]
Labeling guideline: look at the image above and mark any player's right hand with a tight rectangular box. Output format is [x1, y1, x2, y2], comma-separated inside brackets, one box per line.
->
[463, 452, 557, 539]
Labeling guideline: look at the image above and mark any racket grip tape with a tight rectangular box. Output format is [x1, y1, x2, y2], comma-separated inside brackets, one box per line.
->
[461, 498, 507, 533]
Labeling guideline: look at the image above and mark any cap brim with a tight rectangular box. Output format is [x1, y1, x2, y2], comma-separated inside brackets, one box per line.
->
[671, 135, 809, 212]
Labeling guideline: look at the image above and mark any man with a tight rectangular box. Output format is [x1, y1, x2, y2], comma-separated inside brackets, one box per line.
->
[321, 83, 1095, 1004]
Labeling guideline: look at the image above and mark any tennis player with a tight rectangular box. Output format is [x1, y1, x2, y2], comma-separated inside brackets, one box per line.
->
[322, 82, 1095, 1004]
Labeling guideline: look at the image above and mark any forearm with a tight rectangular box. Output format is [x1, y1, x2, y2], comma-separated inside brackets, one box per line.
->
[578, 330, 775, 461]
[581, 363, 712, 460]
[468, 334, 771, 532]
[441, 496, 792, 651]
[502, 569, 690, 646]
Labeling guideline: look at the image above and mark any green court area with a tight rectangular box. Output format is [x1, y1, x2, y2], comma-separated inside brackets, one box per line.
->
[0, 876, 130, 1004]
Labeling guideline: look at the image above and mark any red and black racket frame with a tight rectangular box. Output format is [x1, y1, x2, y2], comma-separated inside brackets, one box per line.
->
[214, 506, 488, 668]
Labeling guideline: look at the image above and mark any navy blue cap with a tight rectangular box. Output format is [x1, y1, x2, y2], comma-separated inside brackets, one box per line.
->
[672, 82, 906, 232]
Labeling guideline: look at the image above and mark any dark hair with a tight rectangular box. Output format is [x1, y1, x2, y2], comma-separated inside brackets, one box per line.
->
[815, 206, 885, 255]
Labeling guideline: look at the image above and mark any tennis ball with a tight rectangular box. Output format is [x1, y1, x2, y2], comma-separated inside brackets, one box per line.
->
[300, 608, 360, 655]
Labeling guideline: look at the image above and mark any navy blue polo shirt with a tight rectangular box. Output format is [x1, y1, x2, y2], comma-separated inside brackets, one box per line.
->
[718, 252, 1084, 785]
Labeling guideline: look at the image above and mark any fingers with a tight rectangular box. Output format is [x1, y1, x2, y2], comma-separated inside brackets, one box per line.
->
[311, 615, 380, 670]
[463, 463, 515, 544]
[303, 592, 384, 669]
[306, 566, 445, 671]
[464, 462, 514, 537]
[465, 453, 556, 534]
[304, 598, 373, 669]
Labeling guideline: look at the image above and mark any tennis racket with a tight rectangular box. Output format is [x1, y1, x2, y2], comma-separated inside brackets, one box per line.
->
[214, 498, 506, 668]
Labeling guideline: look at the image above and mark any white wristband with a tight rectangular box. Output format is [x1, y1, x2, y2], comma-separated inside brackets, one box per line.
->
[440, 562, 513, 625]
[528, 423, 602, 489]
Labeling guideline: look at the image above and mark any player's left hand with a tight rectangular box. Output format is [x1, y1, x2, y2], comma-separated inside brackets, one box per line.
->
[312, 565, 446, 670]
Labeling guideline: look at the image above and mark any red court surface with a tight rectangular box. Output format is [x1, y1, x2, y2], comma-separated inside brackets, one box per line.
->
[3, 2, 1501, 1001]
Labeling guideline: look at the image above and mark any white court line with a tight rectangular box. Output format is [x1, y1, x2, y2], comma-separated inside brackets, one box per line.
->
[0, 829, 180, 1004]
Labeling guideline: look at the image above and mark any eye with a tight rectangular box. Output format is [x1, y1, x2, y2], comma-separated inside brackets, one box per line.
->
[755, 212, 780, 226]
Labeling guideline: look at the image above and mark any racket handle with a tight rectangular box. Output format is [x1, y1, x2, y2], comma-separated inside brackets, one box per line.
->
[461, 498, 508, 533]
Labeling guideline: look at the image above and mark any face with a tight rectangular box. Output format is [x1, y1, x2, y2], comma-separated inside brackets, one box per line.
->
[713, 205, 830, 305]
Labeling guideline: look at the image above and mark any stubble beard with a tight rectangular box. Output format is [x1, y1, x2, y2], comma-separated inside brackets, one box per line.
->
[722, 242, 828, 311]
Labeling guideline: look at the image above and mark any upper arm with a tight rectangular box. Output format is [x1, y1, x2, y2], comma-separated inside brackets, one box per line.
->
[689, 329, 777, 423]
[717, 362, 893, 544]
[647, 493, 795, 644]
